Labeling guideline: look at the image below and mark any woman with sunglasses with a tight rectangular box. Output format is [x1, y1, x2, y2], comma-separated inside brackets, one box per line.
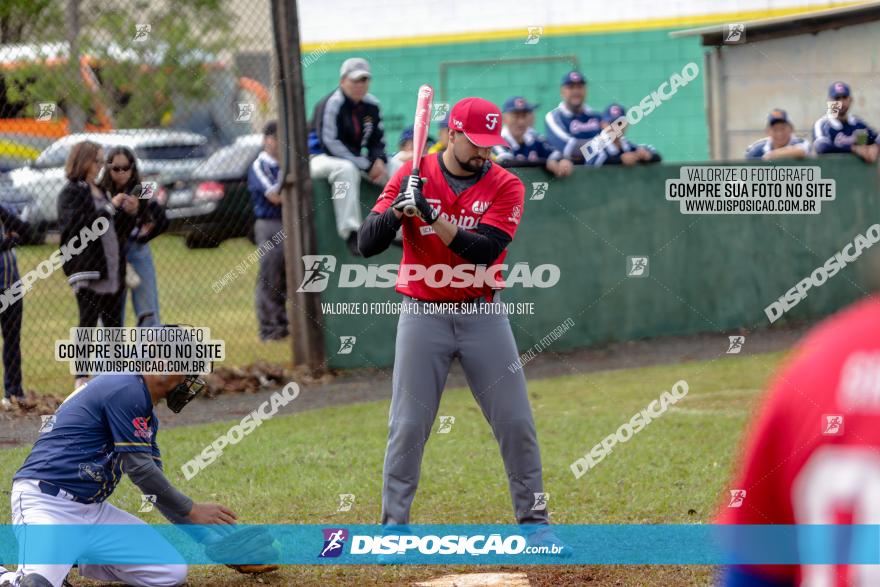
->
[100, 146, 168, 327]
[58, 141, 139, 388]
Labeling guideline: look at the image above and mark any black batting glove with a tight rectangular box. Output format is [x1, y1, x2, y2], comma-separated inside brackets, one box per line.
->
[393, 174, 438, 224]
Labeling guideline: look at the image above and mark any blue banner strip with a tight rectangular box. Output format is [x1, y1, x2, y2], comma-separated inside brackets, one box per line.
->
[0, 524, 878, 565]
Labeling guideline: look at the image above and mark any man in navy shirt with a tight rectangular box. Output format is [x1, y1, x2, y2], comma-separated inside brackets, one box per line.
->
[745, 109, 810, 160]
[492, 96, 573, 178]
[247, 120, 288, 342]
[544, 71, 603, 162]
[813, 81, 878, 164]
[584, 104, 661, 167]
[2, 366, 235, 587]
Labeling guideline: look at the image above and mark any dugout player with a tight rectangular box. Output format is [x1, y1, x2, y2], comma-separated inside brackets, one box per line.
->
[544, 71, 603, 161]
[718, 291, 880, 586]
[584, 104, 661, 167]
[358, 97, 557, 534]
[813, 81, 879, 164]
[744, 109, 809, 160]
[492, 96, 573, 177]
[0, 365, 235, 587]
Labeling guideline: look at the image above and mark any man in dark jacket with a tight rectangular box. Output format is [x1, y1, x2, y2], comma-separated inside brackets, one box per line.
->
[0, 205, 29, 410]
[308, 57, 387, 256]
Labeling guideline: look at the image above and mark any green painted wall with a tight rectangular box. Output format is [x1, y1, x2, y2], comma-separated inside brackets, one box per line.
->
[311, 156, 879, 369]
[302, 29, 709, 162]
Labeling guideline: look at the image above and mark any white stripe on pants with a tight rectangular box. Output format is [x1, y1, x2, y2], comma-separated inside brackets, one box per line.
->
[309, 153, 363, 239]
[4, 480, 187, 587]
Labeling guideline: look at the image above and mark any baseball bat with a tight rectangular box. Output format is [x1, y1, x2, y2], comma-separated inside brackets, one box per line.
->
[404, 84, 434, 217]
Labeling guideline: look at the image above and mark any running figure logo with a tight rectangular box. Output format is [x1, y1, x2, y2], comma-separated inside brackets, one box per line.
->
[724, 24, 745, 44]
[337, 494, 355, 512]
[822, 414, 844, 436]
[36, 103, 56, 122]
[530, 182, 548, 201]
[627, 256, 649, 278]
[727, 336, 745, 354]
[133, 24, 151, 42]
[531, 492, 549, 511]
[332, 182, 351, 200]
[337, 336, 356, 355]
[39, 415, 56, 434]
[437, 416, 455, 434]
[297, 255, 337, 292]
[727, 489, 746, 508]
[139, 494, 157, 513]
[319, 528, 348, 558]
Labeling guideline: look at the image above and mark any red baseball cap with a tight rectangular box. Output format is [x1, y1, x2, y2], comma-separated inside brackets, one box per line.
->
[447, 97, 506, 148]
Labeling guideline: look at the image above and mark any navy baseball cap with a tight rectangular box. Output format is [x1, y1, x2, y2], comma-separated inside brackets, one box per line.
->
[398, 126, 414, 146]
[503, 96, 538, 113]
[603, 103, 626, 122]
[561, 71, 586, 86]
[766, 108, 790, 125]
[828, 81, 851, 99]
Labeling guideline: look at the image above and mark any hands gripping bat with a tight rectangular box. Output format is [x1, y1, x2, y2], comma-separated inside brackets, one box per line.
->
[403, 84, 434, 217]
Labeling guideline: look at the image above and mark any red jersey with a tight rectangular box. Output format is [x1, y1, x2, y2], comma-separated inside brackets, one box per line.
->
[718, 296, 880, 586]
[371, 153, 524, 302]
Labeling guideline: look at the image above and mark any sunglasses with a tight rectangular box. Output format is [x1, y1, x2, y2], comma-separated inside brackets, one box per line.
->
[110, 165, 132, 173]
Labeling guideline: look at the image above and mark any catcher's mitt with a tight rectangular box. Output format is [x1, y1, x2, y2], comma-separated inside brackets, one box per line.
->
[204, 526, 280, 575]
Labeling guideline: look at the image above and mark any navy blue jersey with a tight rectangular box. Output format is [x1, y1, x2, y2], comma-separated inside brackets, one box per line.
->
[744, 136, 810, 159]
[492, 127, 561, 163]
[247, 151, 282, 220]
[15, 374, 160, 503]
[813, 114, 877, 154]
[583, 136, 660, 167]
[544, 102, 603, 159]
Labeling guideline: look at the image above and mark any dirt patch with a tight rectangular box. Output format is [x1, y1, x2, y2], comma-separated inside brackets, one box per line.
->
[0, 323, 811, 447]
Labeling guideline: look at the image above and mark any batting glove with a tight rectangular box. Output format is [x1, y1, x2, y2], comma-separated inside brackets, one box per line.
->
[392, 174, 438, 224]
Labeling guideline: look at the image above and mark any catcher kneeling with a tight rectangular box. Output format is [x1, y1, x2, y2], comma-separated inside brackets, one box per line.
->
[1, 355, 278, 587]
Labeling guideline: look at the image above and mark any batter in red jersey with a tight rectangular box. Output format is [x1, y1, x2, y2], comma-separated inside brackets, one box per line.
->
[358, 97, 556, 535]
[718, 294, 880, 587]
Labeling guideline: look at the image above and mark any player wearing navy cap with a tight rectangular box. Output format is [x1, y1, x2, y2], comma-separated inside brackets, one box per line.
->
[492, 96, 573, 177]
[0, 361, 236, 587]
[813, 82, 879, 164]
[583, 104, 661, 167]
[544, 71, 603, 161]
[744, 109, 810, 160]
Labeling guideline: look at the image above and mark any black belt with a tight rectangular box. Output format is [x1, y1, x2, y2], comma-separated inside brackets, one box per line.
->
[38, 480, 88, 504]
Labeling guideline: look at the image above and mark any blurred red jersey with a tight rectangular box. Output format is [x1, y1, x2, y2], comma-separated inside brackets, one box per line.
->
[718, 296, 880, 586]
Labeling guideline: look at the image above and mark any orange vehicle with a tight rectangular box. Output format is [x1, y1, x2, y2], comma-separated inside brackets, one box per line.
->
[0, 42, 270, 170]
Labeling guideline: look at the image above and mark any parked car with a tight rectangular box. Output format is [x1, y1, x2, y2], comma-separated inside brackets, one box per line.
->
[8, 129, 208, 242]
[166, 133, 261, 248]
[0, 173, 43, 242]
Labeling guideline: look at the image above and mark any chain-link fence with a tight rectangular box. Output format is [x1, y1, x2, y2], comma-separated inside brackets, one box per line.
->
[0, 0, 287, 398]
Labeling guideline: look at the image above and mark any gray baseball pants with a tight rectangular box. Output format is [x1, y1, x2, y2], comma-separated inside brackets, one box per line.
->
[381, 294, 549, 526]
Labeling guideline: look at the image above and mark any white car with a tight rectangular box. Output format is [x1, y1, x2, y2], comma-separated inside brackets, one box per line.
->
[8, 129, 208, 242]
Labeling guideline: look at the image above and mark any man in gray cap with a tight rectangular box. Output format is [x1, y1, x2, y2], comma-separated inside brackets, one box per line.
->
[308, 57, 388, 256]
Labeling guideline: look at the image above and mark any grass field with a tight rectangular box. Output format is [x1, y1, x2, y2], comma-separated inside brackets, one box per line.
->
[13, 235, 290, 394]
[0, 347, 787, 585]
